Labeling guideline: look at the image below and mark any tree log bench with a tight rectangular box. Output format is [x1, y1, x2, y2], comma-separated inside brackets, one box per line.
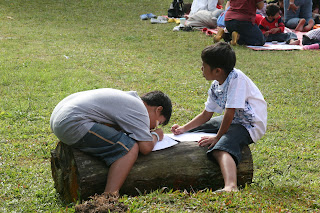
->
[51, 141, 253, 203]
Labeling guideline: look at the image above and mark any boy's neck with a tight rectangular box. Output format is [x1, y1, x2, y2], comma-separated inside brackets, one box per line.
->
[217, 72, 229, 85]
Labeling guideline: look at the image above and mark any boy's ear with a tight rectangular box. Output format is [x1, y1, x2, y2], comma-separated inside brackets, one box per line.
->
[216, 68, 225, 75]
[156, 106, 163, 113]
[216, 68, 223, 73]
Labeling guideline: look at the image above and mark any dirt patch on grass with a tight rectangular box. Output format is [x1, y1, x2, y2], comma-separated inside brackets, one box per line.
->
[75, 193, 128, 213]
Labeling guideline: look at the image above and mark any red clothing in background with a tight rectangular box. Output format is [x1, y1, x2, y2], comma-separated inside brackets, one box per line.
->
[259, 16, 285, 34]
[225, 0, 264, 24]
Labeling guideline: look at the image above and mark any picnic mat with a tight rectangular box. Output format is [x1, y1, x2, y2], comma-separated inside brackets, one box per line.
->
[247, 30, 305, 51]
[247, 42, 302, 51]
[202, 28, 310, 51]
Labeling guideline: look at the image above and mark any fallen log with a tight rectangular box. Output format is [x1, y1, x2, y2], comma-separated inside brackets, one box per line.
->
[51, 141, 253, 202]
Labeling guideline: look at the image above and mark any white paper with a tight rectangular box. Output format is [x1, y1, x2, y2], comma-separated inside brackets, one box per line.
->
[166, 132, 217, 142]
[152, 134, 179, 151]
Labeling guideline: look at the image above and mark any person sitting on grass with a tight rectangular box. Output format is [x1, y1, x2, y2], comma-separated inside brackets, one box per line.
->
[222, 0, 266, 46]
[259, 4, 300, 45]
[284, 0, 314, 31]
[171, 42, 267, 192]
[302, 28, 320, 49]
[50, 88, 172, 196]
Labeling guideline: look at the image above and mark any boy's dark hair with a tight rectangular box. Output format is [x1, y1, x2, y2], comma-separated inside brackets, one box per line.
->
[141, 91, 172, 126]
[266, 4, 280, 17]
[201, 42, 236, 75]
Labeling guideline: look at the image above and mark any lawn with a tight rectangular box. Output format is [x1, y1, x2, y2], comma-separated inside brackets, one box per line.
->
[0, 0, 319, 212]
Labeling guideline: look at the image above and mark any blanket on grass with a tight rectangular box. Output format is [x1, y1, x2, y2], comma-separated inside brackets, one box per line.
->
[247, 30, 305, 51]
[203, 28, 309, 51]
[247, 42, 302, 51]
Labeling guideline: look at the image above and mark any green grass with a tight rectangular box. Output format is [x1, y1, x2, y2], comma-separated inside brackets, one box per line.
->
[0, 0, 319, 212]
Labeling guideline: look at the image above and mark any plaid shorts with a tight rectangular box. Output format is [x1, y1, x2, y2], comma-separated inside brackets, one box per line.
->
[189, 115, 253, 165]
[71, 123, 136, 166]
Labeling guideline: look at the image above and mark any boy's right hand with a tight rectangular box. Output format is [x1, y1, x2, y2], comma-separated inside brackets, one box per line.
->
[171, 124, 185, 135]
[153, 128, 164, 141]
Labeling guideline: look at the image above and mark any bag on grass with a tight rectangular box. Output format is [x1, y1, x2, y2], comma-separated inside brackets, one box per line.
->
[168, 0, 185, 18]
[217, 7, 229, 27]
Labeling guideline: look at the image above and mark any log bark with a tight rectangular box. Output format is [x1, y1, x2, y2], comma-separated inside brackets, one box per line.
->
[51, 141, 253, 203]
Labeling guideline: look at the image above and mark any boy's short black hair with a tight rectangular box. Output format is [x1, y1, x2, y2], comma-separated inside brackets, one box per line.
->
[201, 42, 236, 75]
[141, 91, 172, 126]
[266, 4, 280, 17]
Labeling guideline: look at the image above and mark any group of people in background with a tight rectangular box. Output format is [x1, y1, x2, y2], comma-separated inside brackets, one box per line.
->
[188, 0, 320, 49]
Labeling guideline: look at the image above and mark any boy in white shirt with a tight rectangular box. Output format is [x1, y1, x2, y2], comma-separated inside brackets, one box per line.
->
[171, 42, 267, 192]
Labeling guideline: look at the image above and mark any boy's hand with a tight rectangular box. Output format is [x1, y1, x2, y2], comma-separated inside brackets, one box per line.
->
[171, 124, 185, 135]
[153, 128, 164, 141]
[198, 136, 219, 149]
[269, 28, 280, 34]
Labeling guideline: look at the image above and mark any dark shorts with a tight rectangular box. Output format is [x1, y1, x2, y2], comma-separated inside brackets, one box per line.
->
[302, 35, 320, 45]
[189, 115, 253, 165]
[70, 123, 136, 166]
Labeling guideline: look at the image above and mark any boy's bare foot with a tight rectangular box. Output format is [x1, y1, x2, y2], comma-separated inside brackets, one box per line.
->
[223, 186, 239, 192]
[289, 39, 300, 45]
[303, 19, 315, 32]
[295, 19, 306, 31]
[213, 187, 238, 193]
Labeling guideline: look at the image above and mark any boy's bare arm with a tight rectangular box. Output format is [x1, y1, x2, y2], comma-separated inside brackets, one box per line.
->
[137, 128, 163, 155]
[198, 108, 235, 148]
[225, 0, 230, 9]
[215, 108, 235, 140]
[171, 110, 214, 134]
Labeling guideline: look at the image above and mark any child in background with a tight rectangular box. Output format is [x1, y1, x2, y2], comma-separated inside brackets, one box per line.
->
[259, 4, 300, 45]
[302, 28, 320, 49]
[171, 43, 267, 192]
[269, 0, 284, 16]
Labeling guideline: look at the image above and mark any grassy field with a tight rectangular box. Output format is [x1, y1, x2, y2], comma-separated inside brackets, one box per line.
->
[0, 0, 319, 212]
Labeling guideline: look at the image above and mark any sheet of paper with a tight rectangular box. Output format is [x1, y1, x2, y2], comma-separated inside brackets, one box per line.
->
[166, 132, 217, 142]
[152, 134, 179, 151]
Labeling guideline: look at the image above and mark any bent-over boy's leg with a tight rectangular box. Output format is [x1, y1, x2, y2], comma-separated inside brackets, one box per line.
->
[105, 143, 139, 193]
[71, 123, 138, 194]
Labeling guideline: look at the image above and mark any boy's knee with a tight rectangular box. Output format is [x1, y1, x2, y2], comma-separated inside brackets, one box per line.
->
[128, 143, 139, 157]
[131, 143, 139, 152]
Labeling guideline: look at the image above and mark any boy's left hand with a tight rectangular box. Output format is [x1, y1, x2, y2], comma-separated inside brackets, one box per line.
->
[198, 136, 219, 149]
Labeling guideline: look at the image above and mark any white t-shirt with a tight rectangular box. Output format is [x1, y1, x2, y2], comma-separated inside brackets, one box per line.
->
[50, 88, 153, 145]
[190, 0, 218, 15]
[205, 68, 267, 142]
